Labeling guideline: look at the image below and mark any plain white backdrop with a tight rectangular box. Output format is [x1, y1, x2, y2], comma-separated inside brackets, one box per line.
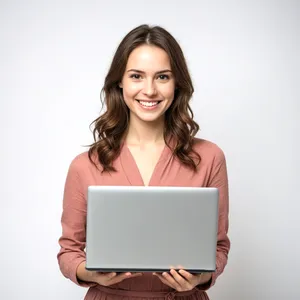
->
[0, 0, 299, 299]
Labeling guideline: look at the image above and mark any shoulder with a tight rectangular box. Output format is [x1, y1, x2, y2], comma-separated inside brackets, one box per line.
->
[67, 151, 99, 175]
[192, 137, 226, 165]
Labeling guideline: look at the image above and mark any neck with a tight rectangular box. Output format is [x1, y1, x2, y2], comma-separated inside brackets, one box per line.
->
[125, 116, 165, 145]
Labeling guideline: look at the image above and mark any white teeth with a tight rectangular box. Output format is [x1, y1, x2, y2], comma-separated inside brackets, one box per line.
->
[139, 101, 159, 107]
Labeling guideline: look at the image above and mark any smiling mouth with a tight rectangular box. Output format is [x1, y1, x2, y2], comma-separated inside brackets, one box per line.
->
[136, 100, 162, 107]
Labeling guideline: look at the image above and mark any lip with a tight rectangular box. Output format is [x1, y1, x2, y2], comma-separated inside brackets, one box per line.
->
[136, 99, 161, 110]
[136, 99, 162, 102]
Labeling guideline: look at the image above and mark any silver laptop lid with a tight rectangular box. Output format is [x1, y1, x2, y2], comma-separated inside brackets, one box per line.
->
[86, 186, 219, 273]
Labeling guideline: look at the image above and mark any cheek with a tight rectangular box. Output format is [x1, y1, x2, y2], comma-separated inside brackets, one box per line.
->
[123, 82, 141, 99]
[162, 85, 175, 100]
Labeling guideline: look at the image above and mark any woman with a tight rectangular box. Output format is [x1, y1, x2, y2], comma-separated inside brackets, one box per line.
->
[57, 24, 230, 300]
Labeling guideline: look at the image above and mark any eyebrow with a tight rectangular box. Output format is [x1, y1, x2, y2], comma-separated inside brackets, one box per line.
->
[127, 69, 172, 74]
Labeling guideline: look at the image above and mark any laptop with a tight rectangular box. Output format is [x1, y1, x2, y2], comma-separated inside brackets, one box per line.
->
[85, 186, 219, 273]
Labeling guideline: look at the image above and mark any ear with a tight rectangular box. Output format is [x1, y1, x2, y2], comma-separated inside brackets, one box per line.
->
[119, 82, 123, 88]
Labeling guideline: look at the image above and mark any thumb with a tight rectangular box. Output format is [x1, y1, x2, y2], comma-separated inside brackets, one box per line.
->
[107, 272, 117, 279]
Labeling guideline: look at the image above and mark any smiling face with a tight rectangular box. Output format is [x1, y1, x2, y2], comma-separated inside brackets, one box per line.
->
[120, 44, 176, 124]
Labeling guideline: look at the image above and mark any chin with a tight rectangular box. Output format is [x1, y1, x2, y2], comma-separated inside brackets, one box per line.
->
[134, 112, 165, 123]
[140, 116, 163, 123]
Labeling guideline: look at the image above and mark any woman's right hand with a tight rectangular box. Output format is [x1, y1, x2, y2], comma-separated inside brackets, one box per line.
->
[76, 261, 142, 286]
[93, 271, 143, 286]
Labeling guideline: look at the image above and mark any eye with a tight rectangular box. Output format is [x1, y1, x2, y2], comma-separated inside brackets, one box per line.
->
[130, 74, 142, 79]
[158, 74, 169, 80]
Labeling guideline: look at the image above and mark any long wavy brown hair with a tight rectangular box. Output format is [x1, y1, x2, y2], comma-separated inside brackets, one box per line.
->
[88, 24, 201, 172]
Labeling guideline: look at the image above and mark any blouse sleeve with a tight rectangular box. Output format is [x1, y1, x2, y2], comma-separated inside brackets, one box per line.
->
[57, 158, 97, 287]
[196, 148, 231, 291]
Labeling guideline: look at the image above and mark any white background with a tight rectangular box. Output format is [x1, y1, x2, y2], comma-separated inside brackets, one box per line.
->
[0, 0, 299, 299]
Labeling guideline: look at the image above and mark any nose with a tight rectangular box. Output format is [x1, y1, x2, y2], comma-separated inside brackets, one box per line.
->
[143, 79, 157, 97]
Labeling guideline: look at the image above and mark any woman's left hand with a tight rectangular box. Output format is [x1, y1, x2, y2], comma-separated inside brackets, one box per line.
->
[153, 269, 212, 292]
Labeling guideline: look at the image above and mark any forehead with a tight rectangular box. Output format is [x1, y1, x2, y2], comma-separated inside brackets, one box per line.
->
[126, 45, 171, 71]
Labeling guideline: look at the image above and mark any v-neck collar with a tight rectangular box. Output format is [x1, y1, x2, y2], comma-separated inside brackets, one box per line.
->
[119, 140, 173, 186]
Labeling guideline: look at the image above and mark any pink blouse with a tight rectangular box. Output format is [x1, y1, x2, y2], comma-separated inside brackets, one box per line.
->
[57, 138, 230, 300]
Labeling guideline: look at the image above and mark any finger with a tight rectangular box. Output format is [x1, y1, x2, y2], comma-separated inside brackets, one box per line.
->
[103, 272, 117, 280]
[109, 272, 142, 284]
[162, 271, 182, 290]
[95, 272, 117, 286]
[170, 269, 192, 290]
[153, 273, 175, 289]
[129, 273, 143, 278]
[106, 272, 130, 284]
[178, 269, 194, 282]
[170, 269, 185, 284]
